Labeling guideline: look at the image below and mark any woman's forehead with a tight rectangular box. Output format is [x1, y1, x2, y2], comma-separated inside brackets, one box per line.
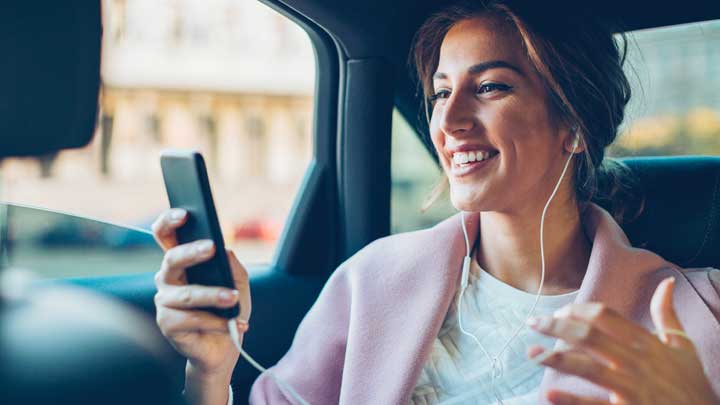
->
[436, 17, 526, 77]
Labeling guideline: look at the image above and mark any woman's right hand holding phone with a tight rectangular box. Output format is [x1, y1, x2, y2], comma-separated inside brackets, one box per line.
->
[152, 208, 252, 405]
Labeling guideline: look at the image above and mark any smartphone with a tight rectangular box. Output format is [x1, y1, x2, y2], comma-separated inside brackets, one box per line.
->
[160, 149, 239, 319]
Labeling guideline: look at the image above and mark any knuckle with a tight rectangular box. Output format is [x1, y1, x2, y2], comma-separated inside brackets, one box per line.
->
[546, 350, 563, 366]
[188, 312, 202, 326]
[577, 358, 599, 377]
[178, 287, 193, 305]
[165, 247, 183, 269]
[153, 270, 163, 286]
[155, 310, 168, 330]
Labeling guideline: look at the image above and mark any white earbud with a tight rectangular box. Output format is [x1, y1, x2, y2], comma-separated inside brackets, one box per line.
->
[570, 127, 580, 150]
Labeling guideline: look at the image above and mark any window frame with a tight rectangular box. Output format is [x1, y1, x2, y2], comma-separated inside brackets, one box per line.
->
[258, 0, 343, 276]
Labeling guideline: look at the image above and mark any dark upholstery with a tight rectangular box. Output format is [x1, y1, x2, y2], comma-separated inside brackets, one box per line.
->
[613, 156, 720, 269]
[0, 1, 101, 158]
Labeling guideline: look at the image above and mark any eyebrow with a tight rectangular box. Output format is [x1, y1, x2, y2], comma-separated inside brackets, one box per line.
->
[432, 60, 524, 80]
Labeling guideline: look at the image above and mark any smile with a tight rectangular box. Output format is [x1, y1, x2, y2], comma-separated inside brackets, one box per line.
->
[450, 150, 499, 177]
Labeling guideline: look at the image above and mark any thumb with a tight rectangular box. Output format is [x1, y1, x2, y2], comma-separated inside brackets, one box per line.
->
[650, 277, 692, 350]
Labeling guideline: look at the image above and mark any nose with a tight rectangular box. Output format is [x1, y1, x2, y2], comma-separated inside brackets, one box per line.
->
[439, 91, 475, 136]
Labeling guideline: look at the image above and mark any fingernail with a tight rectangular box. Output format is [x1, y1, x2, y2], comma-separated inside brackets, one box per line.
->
[197, 240, 214, 254]
[527, 345, 545, 359]
[170, 209, 186, 222]
[218, 290, 233, 302]
[553, 305, 572, 318]
[527, 316, 551, 330]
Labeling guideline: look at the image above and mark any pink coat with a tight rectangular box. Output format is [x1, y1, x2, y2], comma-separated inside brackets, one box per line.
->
[249, 204, 720, 404]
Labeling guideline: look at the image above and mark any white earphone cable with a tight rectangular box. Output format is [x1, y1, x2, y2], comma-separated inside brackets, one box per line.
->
[228, 319, 311, 405]
[456, 137, 579, 404]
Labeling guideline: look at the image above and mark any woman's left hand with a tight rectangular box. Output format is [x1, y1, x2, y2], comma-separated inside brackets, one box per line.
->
[527, 277, 719, 405]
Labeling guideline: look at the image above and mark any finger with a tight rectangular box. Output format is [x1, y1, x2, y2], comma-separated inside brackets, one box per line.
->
[155, 285, 240, 310]
[156, 307, 231, 336]
[156, 240, 216, 285]
[228, 249, 252, 323]
[546, 390, 611, 405]
[527, 314, 635, 368]
[151, 209, 188, 251]
[650, 277, 694, 350]
[554, 303, 658, 351]
[530, 347, 633, 397]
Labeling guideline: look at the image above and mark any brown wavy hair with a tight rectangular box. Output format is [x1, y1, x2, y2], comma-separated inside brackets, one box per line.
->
[411, 0, 641, 222]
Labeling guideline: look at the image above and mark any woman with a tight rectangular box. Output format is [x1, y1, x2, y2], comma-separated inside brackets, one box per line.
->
[152, 1, 720, 404]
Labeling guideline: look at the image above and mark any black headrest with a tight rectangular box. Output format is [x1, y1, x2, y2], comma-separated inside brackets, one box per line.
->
[0, 1, 101, 158]
[617, 156, 720, 269]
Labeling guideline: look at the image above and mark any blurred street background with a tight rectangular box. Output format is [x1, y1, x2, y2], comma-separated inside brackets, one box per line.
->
[0, 1, 718, 278]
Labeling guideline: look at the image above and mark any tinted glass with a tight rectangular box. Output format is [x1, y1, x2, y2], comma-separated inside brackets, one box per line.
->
[1, 203, 163, 279]
[611, 20, 720, 156]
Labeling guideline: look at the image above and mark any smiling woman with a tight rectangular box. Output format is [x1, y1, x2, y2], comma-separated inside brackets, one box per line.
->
[144, 1, 720, 404]
[240, 2, 720, 405]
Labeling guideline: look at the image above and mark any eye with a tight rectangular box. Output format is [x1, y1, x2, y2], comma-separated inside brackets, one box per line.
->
[477, 82, 512, 94]
[429, 89, 451, 104]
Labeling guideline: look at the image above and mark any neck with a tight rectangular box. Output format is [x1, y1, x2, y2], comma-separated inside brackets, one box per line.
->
[475, 198, 591, 295]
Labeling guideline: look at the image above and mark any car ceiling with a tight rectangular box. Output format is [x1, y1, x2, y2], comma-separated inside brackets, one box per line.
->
[281, 0, 720, 60]
[277, 0, 720, 155]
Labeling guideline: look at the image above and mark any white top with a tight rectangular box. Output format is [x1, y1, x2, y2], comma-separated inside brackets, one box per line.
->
[410, 259, 578, 405]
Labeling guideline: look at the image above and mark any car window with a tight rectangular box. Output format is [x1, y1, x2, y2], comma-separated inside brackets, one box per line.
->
[610, 19, 720, 157]
[391, 110, 455, 234]
[0, 0, 315, 266]
[391, 19, 720, 234]
[1, 203, 163, 279]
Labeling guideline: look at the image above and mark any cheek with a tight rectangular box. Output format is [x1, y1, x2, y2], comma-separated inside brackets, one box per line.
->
[488, 98, 553, 159]
[429, 115, 447, 163]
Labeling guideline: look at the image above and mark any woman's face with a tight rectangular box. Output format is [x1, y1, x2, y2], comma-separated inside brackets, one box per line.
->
[430, 16, 575, 214]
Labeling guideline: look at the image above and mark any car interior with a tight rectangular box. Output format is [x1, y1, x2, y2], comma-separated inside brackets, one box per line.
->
[1, 0, 719, 403]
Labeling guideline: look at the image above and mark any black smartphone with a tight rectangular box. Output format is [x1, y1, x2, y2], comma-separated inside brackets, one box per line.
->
[160, 149, 239, 319]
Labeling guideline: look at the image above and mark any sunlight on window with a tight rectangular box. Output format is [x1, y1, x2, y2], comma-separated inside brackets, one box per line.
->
[0, 0, 316, 266]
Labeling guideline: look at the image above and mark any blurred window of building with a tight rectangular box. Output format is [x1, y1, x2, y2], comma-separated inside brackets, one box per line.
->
[0, 0, 316, 268]
[390, 19, 720, 234]
[611, 19, 720, 157]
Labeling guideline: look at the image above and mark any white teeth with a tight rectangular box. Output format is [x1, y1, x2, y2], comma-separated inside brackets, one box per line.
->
[452, 150, 495, 165]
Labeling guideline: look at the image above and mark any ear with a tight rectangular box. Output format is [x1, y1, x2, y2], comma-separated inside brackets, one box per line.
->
[563, 128, 585, 154]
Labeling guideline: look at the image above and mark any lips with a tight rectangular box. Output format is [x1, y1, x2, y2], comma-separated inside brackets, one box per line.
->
[449, 150, 499, 177]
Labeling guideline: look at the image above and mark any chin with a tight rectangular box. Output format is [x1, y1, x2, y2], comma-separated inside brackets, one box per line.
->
[449, 186, 488, 213]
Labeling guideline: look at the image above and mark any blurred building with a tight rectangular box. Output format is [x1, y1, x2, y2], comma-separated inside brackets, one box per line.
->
[625, 20, 720, 117]
[0, 0, 315, 245]
[99, 0, 315, 184]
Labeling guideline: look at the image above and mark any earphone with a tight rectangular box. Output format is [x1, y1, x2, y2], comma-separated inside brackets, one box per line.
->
[228, 319, 311, 405]
[454, 132, 579, 405]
